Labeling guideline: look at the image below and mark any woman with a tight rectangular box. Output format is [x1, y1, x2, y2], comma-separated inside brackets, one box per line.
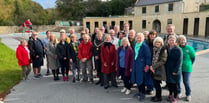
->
[150, 37, 167, 102]
[101, 34, 117, 89]
[178, 35, 195, 101]
[92, 31, 105, 86]
[56, 33, 71, 81]
[117, 38, 133, 95]
[47, 34, 60, 81]
[145, 30, 158, 95]
[131, 33, 151, 101]
[16, 39, 32, 80]
[166, 35, 183, 103]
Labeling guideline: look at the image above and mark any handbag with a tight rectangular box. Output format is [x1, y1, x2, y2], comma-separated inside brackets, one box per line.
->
[155, 68, 162, 77]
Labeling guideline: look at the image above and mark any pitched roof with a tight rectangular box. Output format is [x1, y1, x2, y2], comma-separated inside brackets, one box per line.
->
[135, 0, 181, 6]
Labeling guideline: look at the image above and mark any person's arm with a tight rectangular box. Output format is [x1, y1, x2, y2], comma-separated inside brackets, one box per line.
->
[46, 43, 53, 57]
[190, 46, 196, 64]
[86, 44, 93, 60]
[56, 45, 63, 60]
[78, 44, 83, 60]
[16, 48, 23, 62]
[173, 48, 183, 75]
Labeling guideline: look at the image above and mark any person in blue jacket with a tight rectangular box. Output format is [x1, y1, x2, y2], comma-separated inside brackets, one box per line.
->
[131, 33, 152, 102]
[166, 35, 183, 103]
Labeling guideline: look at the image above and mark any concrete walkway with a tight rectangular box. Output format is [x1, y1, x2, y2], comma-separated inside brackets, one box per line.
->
[1, 34, 209, 103]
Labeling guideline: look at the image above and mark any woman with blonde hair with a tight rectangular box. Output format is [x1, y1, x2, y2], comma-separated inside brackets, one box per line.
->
[47, 34, 60, 81]
[117, 38, 133, 95]
[150, 37, 167, 102]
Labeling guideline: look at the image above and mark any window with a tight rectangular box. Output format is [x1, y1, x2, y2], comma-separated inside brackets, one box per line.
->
[155, 5, 159, 13]
[94, 22, 98, 27]
[167, 19, 172, 24]
[142, 20, 146, 29]
[168, 3, 173, 11]
[128, 20, 133, 29]
[142, 7, 146, 14]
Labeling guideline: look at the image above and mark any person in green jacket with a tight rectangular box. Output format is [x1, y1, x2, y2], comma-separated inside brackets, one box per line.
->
[178, 35, 196, 101]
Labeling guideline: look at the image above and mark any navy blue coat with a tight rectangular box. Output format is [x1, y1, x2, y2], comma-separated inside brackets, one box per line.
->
[166, 46, 183, 84]
[131, 41, 152, 85]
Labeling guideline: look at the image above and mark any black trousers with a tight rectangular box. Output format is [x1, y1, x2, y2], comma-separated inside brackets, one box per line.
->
[119, 67, 132, 90]
[103, 72, 117, 87]
[59, 59, 69, 77]
[138, 80, 145, 94]
[153, 79, 162, 98]
[95, 58, 103, 84]
[168, 83, 178, 98]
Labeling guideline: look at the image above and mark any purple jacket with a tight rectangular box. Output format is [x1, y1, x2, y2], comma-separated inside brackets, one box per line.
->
[117, 46, 133, 77]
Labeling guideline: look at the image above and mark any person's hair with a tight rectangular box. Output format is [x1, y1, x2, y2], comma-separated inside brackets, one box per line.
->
[121, 38, 130, 46]
[167, 24, 175, 29]
[105, 34, 111, 40]
[96, 30, 103, 36]
[50, 34, 56, 42]
[114, 25, 119, 28]
[153, 37, 164, 46]
[123, 22, 130, 27]
[109, 29, 115, 34]
[70, 34, 77, 39]
[119, 31, 126, 35]
[148, 30, 158, 41]
[178, 35, 187, 44]
[168, 35, 177, 41]
[136, 33, 144, 38]
[20, 39, 27, 44]
[143, 31, 149, 34]
[60, 29, 66, 33]
[46, 30, 50, 34]
[130, 29, 136, 34]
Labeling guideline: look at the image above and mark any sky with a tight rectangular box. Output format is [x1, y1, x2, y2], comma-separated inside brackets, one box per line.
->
[32, 0, 56, 9]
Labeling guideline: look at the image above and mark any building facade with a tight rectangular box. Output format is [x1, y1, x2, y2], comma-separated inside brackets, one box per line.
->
[83, 0, 209, 37]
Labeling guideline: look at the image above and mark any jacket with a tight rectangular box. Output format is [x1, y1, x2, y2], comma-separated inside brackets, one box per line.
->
[16, 45, 32, 66]
[78, 40, 92, 60]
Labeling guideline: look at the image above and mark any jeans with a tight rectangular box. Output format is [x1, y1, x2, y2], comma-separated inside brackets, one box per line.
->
[119, 67, 132, 90]
[182, 72, 191, 96]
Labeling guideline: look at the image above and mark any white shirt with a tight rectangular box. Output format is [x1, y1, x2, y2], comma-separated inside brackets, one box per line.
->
[111, 37, 119, 50]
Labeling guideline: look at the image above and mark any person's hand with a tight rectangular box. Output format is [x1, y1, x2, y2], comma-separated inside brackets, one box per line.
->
[111, 62, 114, 66]
[150, 66, 155, 73]
[130, 68, 132, 72]
[95, 56, 99, 60]
[144, 65, 149, 72]
[81, 58, 87, 62]
[172, 72, 177, 75]
[104, 62, 108, 67]
[55, 55, 57, 59]
[70, 59, 73, 63]
[64, 57, 67, 60]
[36, 55, 39, 58]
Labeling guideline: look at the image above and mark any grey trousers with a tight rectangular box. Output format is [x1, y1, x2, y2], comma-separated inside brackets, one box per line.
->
[80, 59, 93, 81]
[103, 72, 117, 87]
[21, 64, 31, 79]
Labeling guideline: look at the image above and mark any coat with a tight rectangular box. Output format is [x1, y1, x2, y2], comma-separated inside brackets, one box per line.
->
[166, 46, 183, 84]
[68, 42, 79, 63]
[56, 41, 71, 61]
[152, 47, 167, 81]
[46, 42, 59, 70]
[16, 45, 32, 66]
[131, 41, 152, 85]
[117, 46, 133, 77]
[101, 43, 116, 74]
[78, 40, 92, 60]
[28, 37, 45, 59]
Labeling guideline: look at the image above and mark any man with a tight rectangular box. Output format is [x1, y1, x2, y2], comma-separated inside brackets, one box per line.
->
[128, 30, 136, 49]
[143, 31, 149, 40]
[123, 23, 130, 38]
[91, 27, 99, 42]
[114, 25, 120, 38]
[85, 28, 90, 35]
[109, 29, 119, 49]
[28, 32, 45, 79]
[69, 29, 75, 36]
[78, 34, 93, 83]
[42, 30, 51, 75]
[24, 19, 32, 30]
[163, 24, 178, 45]
[100, 26, 106, 35]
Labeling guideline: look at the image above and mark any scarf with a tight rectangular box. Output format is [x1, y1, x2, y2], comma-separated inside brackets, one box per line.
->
[134, 41, 143, 60]
[104, 42, 112, 50]
[152, 46, 162, 65]
[94, 38, 104, 48]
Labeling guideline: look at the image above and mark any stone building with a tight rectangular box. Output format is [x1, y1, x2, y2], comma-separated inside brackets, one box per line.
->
[83, 0, 209, 37]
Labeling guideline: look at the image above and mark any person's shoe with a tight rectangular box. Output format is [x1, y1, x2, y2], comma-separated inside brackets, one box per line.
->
[33, 75, 40, 80]
[186, 96, 191, 101]
[62, 77, 65, 81]
[76, 76, 80, 81]
[167, 95, 173, 101]
[121, 87, 127, 93]
[162, 85, 168, 89]
[125, 89, 131, 95]
[146, 90, 154, 95]
[72, 78, 76, 83]
[45, 71, 50, 76]
[66, 76, 69, 81]
[172, 98, 178, 103]
[104, 85, 109, 89]
[133, 93, 140, 98]
[100, 83, 104, 86]
[82, 79, 87, 82]
[138, 93, 145, 102]
[95, 81, 101, 85]
[37, 73, 43, 78]
[151, 96, 162, 102]
[177, 93, 183, 98]
[90, 78, 94, 83]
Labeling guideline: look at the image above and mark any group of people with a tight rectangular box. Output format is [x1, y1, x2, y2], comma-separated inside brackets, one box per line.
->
[16, 23, 196, 103]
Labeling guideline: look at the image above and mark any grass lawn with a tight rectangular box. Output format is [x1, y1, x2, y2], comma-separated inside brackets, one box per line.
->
[0, 38, 22, 97]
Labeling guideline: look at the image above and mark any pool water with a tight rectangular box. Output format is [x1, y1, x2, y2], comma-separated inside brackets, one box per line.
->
[187, 39, 209, 52]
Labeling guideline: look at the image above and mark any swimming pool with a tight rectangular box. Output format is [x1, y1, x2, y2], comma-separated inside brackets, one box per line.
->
[187, 39, 209, 52]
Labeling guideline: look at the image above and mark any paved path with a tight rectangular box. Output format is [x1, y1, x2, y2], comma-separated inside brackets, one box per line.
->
[1, 34, 209, 103]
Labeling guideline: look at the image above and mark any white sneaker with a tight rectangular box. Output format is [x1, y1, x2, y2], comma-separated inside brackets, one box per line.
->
[177, 93, 183, 98]
[125, 89, 131, 95]
[186, 96, 191, 101]
[121, 87, 127, 93]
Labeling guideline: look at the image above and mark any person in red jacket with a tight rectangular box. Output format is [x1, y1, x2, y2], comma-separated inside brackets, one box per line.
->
[78, 34, 93, 83]
[23, 19, 32, 30]
[16, 39, 32, 80]
[101, 34, 118, 89]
